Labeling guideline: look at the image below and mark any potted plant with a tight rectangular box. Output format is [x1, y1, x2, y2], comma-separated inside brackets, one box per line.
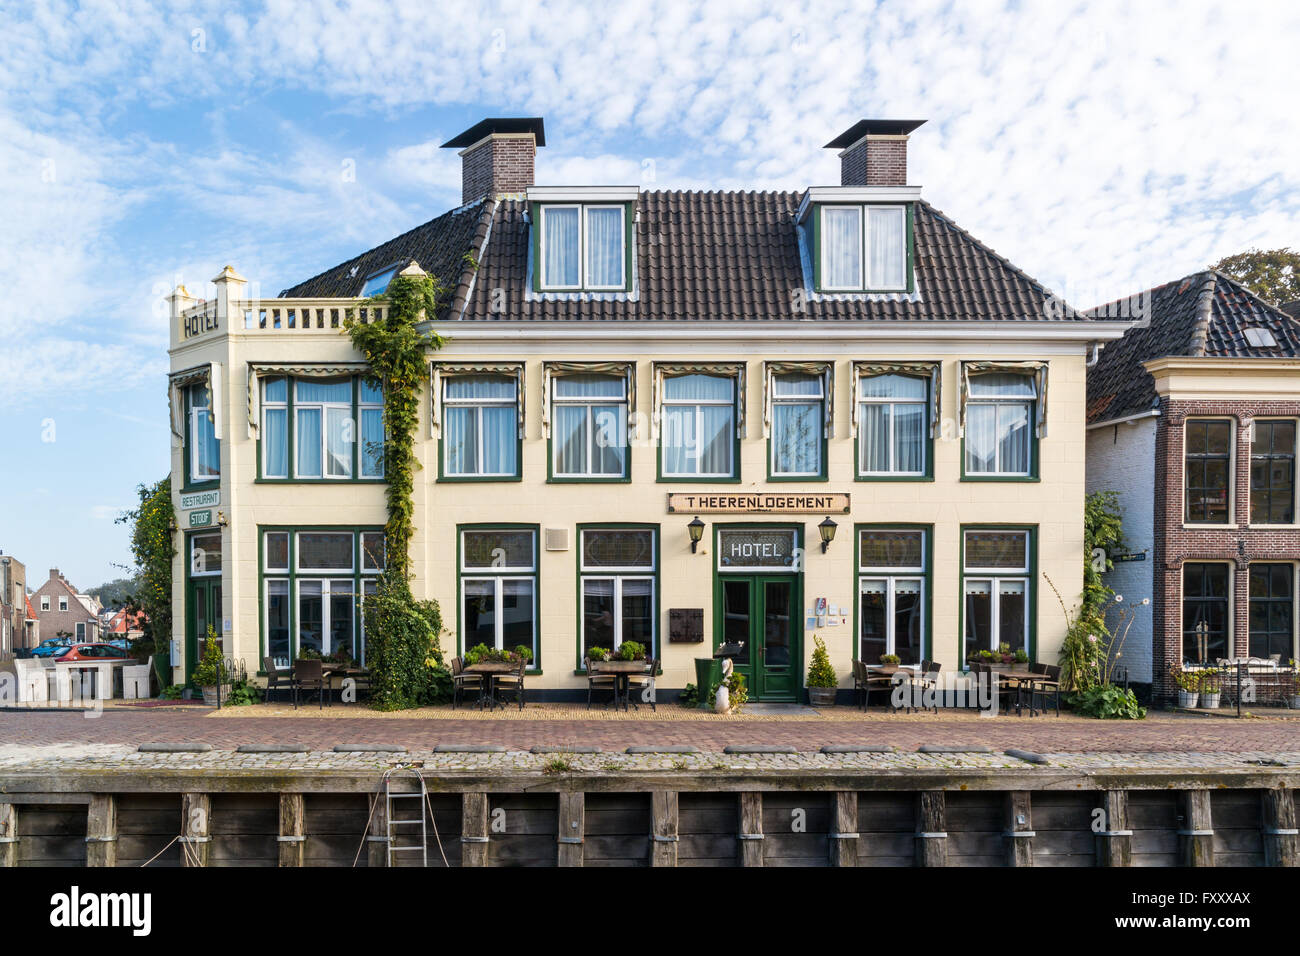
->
[879, 653, 901, 666]
[617, 640, 647, 662]
[998, 642, 1014, 665]
[192, 627, 229, 707]
[1199, 669, 1221, 709]
[1169, 663, 1199, 709]
[806, 635, 837, 707]
[1013, 648, 1030, 665]
[587, 646, 610, 665]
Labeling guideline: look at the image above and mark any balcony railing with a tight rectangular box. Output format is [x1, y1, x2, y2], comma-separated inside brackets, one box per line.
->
[178, 297, 387, 336]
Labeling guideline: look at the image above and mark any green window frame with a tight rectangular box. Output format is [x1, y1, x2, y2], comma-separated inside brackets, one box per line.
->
[962, 372, 1038, 480]
[767, 370, 828, 481]
[1184, 419, 1232, 524]
[960, 526, 1036, 663]
[438, 373, 523, 482]
[258, 374, 385, 483]
[531, 201, 635, 293]
[258, 526, 385, 670]
[1248, 563, 1296, 661]
[812, 202, 914, 294]
[576, 525, 659, 670]
[856, 372, 931, 480]
[185, 384, 220, 488]
[854, 525, 931, 665]
[657, 371, 741, 482]
[549, 373, 630, 482]
[456, 525, 540, 669]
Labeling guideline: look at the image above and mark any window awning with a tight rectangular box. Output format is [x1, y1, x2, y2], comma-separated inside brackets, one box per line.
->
[651, 362, 747, 439]
[245, 362, 372, 438]
[762, 361, 834, 439]
[851, 361, 942, 438]
[168, 363, 221, 446]
[959, 361, 1049, 438]
[429, 362, 526, 438]
[540, 361, 637, 439]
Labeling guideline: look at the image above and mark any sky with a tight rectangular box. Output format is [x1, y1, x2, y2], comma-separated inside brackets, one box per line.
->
[1, 0, 1297, 589]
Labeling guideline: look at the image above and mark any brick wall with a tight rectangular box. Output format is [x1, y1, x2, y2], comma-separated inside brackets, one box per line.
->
[841, 137, 907, 186]
[461, 135, 536, 204]
[1151, 397, 1300, 701]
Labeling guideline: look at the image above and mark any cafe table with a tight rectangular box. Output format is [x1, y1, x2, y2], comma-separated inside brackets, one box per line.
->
[592, 660, 652, 711]
[320, 663, 367, 703]
[463, 661, 518, 710]
[864, 664, 921, 710]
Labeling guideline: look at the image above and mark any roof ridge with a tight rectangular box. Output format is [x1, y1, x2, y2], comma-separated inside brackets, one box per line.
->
[1207, 268, 1300, 326]
[448, 198, 498, 320]
[1187, 271, 1218, 357]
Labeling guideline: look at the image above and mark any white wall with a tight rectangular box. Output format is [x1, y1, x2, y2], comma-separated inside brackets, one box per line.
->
[1085, 416, 1156, 684]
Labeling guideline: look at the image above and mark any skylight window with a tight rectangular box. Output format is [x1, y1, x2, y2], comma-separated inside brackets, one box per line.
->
[360, 266, 398, 298]
[1243, 326, 1278, 348]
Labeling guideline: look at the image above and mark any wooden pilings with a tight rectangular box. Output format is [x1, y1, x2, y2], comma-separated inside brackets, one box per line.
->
[0, 803, 14, 868]
[461, 792, 489, 867]
[180, 792, 210, 867]
[1261, 788, 1298, 867]
[915, 791, 947, 867]
[1004, 791, 1034, 866]
[650, 791, 678, 867]
[1178, 790, 1215, 867]
[557, 792, 584, 866]
[1095, 790, 1132, 867]
[829, 791, 858, 867]
[85, 795, 117, 868]
[278, 794, 305, 867]
[738, 792, 763, 866]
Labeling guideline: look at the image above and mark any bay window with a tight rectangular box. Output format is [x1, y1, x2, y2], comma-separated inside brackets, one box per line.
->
[1182, 563, 1229, 664]
[818, 204, 908, 292]
[552, 374, 628, 478]
[537, 203, 627, 291]
[1185, 419, 1231, 523]
[964, 373, 1035, 477]
[858, 528, 927, 665]
[661, 373, 737, 479]
[858, 373, 927, 476]
[260, 374, 385, 481]
[579, 527, 657, 664]
[443, 375, 520, 478]
[459, 528, 539, 666]
[1250, 420, 1295, 524]
[188, 385, 220, 483]
[963, 529, 1032, 657]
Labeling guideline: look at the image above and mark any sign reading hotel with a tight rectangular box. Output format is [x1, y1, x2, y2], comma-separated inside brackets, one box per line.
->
[666, 492, 850, 514]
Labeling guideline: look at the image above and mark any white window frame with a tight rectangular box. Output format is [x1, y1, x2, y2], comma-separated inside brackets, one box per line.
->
[579, 528, 657, 658]
[459, 529, 539, 666]
[75, 622, 86, 640]
[537, 203, 627, 291]
[188, 385, 220, 482]
[857, 374, 928, 477]
[190, 532, 222, 578]
[58, 596, 68, 612]
[551, 375, 629, 478]
[264, 577, 291, 670]
[442, 376, 519, 478]
[40, 596, 50, 612]
[962, 530, 1031, 656]
[770, 373, 825, 478]
[661, 374, 737, 479]
[818, 204, 908, 292]
[261, 378, 289, 479]
[858, 529, 927, 661]
[294, 577, 355, 658]
[294, 379, 354, 480]
[964, 375, 1036, 477]
[295, 532, 355, 576]
[358, 380, 386, 479]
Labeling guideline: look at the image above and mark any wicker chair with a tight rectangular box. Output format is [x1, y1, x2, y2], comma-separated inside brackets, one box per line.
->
[586, 657, 616, 709]
[494, 656, 527, 711]
[450, 656, 483, 709]
[625, 658, 658, 711]
[263, 656, 295, 704]
[1026, 662, 1062, 717]
[293, 658, 326, 710]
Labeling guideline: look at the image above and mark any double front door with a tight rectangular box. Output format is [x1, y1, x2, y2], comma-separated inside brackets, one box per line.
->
[718, 574, 800, 701]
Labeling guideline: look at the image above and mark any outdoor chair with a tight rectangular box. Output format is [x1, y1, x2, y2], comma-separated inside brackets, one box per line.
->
[293, 658, 326, 710]
[450, 656, 483, 709]
[122, 655, 153, 700]
[862, 665, 895, 711]
[890, 669, 919, 714]
[1027, 663, 1062, 717]
[586, 657, 616, 709]
[494, 656, 527, 711]
[851, 660, 870, 709]
[971, 662, 1018, 715]
[625, 657, 657, 712]
[917, 659, 941, 714]
[263, 656, 295, 704]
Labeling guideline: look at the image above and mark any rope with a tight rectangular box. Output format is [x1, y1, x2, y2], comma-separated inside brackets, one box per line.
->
[140, 835, 180, 867]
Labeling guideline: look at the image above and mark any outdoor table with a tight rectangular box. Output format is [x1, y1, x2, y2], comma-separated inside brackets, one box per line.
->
[865, 664, 922, 710]
[986, 667, 1047, 715]
[320, 664, 367, 703]
[463, 661, 518, 710]
[592, 660, 651, 711]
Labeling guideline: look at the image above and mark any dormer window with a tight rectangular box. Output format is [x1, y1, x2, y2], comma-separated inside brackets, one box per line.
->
[815, 203, 910, 292]
[528, 187, 638, 294]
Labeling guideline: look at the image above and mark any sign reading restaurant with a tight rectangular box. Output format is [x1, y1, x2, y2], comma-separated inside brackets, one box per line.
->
[666, 492, 850, 514]
[179, 489, 220, 511]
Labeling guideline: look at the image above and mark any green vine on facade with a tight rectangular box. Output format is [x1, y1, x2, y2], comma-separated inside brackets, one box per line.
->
[344, 265, 446, 584]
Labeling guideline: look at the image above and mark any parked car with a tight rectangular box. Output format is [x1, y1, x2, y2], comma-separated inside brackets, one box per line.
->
[30, 638, 73, 658]
[55, 643, 130, 662]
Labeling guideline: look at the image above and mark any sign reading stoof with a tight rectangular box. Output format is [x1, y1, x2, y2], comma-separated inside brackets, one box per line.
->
[666, 492, 850, 514]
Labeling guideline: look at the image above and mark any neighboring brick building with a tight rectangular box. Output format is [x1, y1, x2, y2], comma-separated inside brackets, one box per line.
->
[0, 552, 31, 654]
[31, 568, 102, 644]
[1087, 271, 1300, 702]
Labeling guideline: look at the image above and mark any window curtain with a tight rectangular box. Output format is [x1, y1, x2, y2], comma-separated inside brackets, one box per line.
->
[585, 207, 624, 287]
[430, 362, 525, 439]
[296, 408, 322, 477]
[652, 362, 746, 440]
[544, 207, 580, 286]
[246, 362, 370, 439]
[444, 376, 518, 475]
[959, 361, 1049, 438]
[264, 407, 289, 478]
[541, 362, 636, 439]
[823, 206, 862, 288]
[868, 206, 906, 289]
[851, 361, 941, 438]
[762, 361, 834, 439]
[168, 365, 211, 445]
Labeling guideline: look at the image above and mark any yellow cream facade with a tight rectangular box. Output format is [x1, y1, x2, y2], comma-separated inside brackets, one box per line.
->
[165, 117, 1129, 701]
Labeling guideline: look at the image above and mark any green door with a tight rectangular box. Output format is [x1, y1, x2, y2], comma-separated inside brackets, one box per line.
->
[186, 578, 221, 683]
[718, 574, 800, 701]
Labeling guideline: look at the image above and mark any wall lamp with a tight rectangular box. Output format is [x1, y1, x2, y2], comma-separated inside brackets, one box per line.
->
[818, 516, 838, 553]
[687, 516, 705, 553]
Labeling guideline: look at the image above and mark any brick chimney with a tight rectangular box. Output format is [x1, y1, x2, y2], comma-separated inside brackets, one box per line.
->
[824, 119, 926, 186]
[442, 117, 546, 205]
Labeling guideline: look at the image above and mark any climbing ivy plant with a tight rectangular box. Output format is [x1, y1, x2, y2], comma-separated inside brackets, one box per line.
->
[344, 267, 446, 583]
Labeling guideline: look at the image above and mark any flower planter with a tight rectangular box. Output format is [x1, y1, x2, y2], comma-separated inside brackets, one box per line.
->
[807, 686, 836, 707]
[1200, 692, 1221, 709]
[1290, 695, 1300, 710]
[1177, 690, 1199, 709]
[201, 683, 231, 707]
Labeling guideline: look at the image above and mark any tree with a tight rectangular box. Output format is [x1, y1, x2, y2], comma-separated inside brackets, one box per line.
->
[1209, 248, 1300, 305]
[87, 576, 141, 609]
[116, 476, 175, 687]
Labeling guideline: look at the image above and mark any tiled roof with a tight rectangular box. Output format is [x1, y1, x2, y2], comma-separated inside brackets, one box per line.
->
[1086, 271, 1300, 425]
[282, 190, 1091, 324]
[278, 200, 491, 317]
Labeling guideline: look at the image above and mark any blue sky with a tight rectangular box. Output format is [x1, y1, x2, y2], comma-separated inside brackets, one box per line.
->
[2, 0, 1297, 590]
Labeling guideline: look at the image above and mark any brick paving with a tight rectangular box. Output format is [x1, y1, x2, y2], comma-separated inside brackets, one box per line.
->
[1, 705, 1298, 754]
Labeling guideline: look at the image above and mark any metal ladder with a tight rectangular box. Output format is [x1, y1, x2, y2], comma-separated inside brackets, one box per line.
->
[385, 769, 428, 867]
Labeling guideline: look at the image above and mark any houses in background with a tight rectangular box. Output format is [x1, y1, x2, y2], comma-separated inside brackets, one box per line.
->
[0, 552, 37, 655]
[1086, 272, 1300, 701]
[30, 568, 103, 644]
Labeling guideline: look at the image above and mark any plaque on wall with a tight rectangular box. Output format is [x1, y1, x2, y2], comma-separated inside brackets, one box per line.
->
[668, 608, 705, 643]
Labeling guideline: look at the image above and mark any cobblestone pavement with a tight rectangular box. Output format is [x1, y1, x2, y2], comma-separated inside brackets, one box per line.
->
[1, 705, 1298, 754]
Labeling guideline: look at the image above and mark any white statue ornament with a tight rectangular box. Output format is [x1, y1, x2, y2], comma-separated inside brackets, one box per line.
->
[714, 657, 734, 714]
